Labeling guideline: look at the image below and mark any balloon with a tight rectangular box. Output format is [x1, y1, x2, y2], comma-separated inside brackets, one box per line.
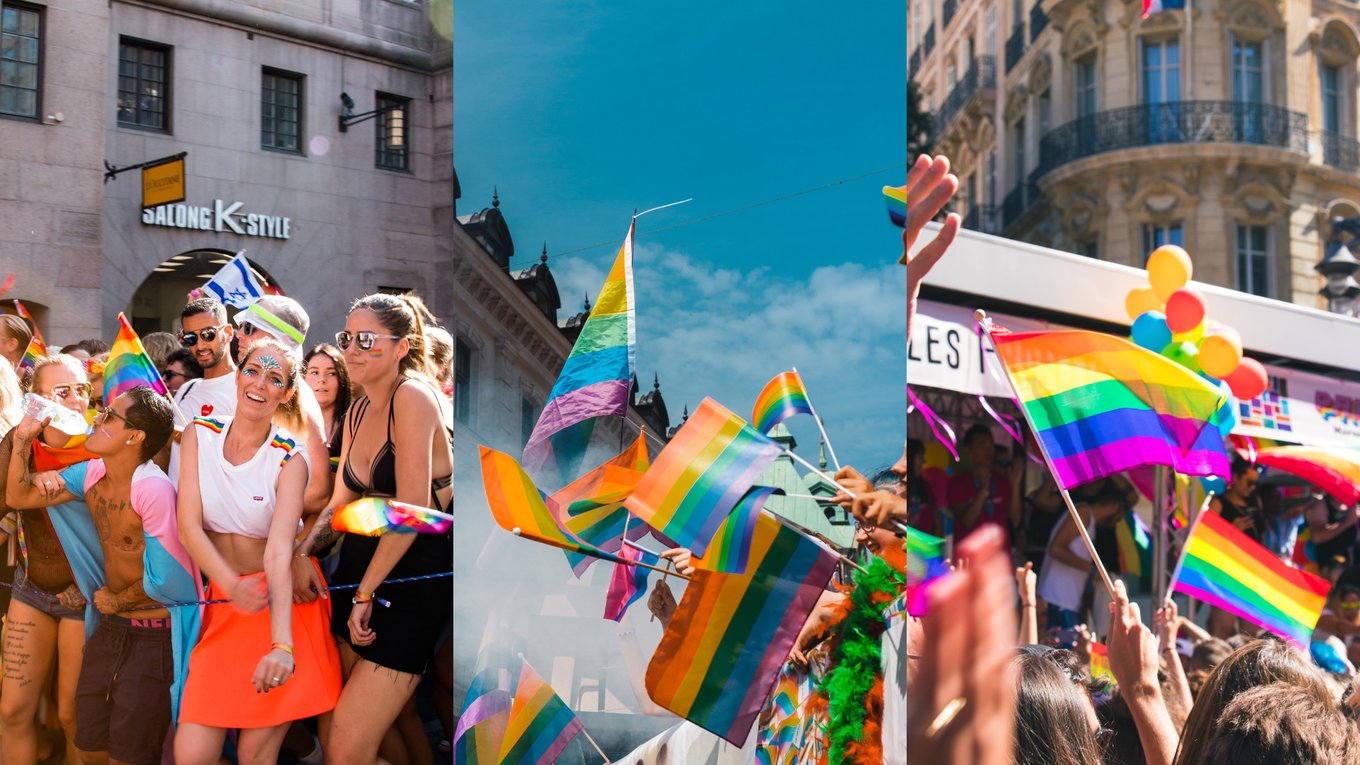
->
[1200, 476, 1228, 495]
[1200, 331, 1244, 379]
[1163, 340, 1201, 374]
[1224, 357, 1268, 400]
[1131, 311, 1173, 351]
[1165, 289, 1206, 333]
[1147, 245, 1193, 300]
[1125, 288, 1164, 321]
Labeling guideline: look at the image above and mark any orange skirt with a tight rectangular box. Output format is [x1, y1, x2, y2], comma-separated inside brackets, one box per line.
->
[178, 562, 341, 728]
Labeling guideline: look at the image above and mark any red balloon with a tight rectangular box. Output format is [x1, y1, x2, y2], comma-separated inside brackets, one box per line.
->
[1165, 289, 1207, 333]
[1225, 357, 1268, 400]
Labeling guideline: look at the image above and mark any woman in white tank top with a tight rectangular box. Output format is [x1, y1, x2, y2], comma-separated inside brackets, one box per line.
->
[1037, 490, 1125, 630]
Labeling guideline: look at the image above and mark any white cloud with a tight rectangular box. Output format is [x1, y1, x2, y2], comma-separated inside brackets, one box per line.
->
[554, 243, 906, 473]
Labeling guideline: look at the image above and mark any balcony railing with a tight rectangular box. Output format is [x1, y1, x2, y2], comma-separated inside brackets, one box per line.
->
[1322, 131, 1360, 172]
[924, 25, 935, 56]
[1038, 101, 1309, 175]
[962, 205, 1000, 234]
[943, 0, 958, 29]
[1005, 25, 1025, 71]
[1002, 181, 1041, 228]
[1030, 5, 1049, 41]
[933, 56, 996, 135]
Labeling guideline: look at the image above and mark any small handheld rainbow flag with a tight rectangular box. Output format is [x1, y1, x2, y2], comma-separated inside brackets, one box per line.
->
[1171, 508, 1330, 645]
[751, 371, 814, 434]
[906, 525, 949, 616]
[603, 543, 659, 622]
[13, 300, 45, 370]
[105, 313, 169, 401]
[497, 659, 586, 765]
[331, 498, 452, 536]
[696, 486, 781, 575]
[1114, 510, 1153, 582]
[990, 326, 1232, 489]
[452, 647, 512, 765]
[479, 446, 622, 564]
[1089, 642, 1114, 686]
[551, 435, 650, 577]
[625, 398, 781, 558]
[884, 185, 906, 228]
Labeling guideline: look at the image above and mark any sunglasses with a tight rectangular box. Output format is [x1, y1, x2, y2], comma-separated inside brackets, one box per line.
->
[179, 324, 227, 347]
[335, 331, 401, 352]
[94, 406, 129, 427]
[161, 369, 187, 382]
[238, 322, 268, 338]
[48, 383, 92, 400]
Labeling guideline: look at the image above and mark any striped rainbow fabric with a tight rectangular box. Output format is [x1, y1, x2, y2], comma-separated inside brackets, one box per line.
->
[497, 659, 585, 765]
[13, 300, 45, 370]
[1089, 642, 1114, 685]
[1172, 509, 1330, 645]
[331, 498, 451, 536]
[603, 543, 659, 622]
[105, 313, 170, 401]
[695, 486, 781, 574]
[751, 371, 814, 434]
[1114, 510, 1153, 581]
[645, 513, 839, 746]
[624, 398, 782, 558]
[991, 327, 1231, 489]
[452, 646, 512, 765]
[1255, 446, 1360, 507]
[883, 185, 906, 227]
[522, 221, 636, 479]
[479, 446, 621, 563]
[551, 435, 650, 577]
[906, 525, 949, 616]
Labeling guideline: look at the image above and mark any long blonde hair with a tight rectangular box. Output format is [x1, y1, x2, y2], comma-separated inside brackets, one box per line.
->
[0, 357, 22, 434]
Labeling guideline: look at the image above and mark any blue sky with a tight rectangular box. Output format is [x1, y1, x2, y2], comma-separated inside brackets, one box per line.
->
[455, 2, 907, 472]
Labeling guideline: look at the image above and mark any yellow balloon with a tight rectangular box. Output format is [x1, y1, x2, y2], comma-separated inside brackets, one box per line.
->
[1200, 332, 1244, 379]
[1147, 245, 1193, 300]
[1184, 321, 1206, 343]
[1125, 288, 1164, 321]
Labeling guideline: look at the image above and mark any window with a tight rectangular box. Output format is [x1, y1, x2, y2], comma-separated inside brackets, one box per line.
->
[1142, 222, 1184, 262]
[1012, 118, 1026, 181]
[521, 395, 537, 448]
[1074, 53, 1097, 118]
[0, 2, 41, 119]
[454, 338, 472, 423]
[984, 7, 997, 58]
[1236, 224, 1271, 297]
[1037, 89, 1051, 137]
[261, 68, 303, 153]
[1142, 38, 1181, 142]
[1323, 64, 1342, 134]
[375, 93, 410, 171]
[118, 38, 169, 131]
[1231, 34, 1264, 104]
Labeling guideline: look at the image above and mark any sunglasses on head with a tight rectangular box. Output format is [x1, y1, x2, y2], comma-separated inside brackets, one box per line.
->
[335, 331, 401, 352]
[179, 324, 227, 347]
[48, 383, 92, 400]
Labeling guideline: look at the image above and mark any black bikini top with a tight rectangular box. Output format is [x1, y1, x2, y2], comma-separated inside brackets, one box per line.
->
[342, 380, 452, 508]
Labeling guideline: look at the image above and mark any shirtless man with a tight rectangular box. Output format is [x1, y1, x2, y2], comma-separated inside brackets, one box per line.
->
[7, 387, 195, 765]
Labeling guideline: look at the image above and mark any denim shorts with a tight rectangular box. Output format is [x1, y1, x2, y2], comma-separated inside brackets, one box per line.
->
[11, 567, 84, 621]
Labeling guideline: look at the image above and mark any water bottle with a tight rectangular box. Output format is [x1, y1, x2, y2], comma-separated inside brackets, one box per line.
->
[20, 394, 92, 437]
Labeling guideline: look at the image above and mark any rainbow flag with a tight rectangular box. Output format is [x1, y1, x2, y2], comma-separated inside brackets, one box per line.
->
[603, 543, 660, 621]
[625, 398, 782, 558]
[13, 300, 45, 370]
[1255, 446, 1360, 507]
[990, 327, 1231, 489]
[751, 371, 814, 434]
[696, 486, 781, 575]
[884, 185, 906, 227]
[905, 525, 949, 616]
[452, 647, 512, 765]
[645, 513, 839, 745]
[1114, 510, 1153, 581]
[497, 659, 585, 765]
[1089, 642, 1114, 685]
[479, 446, 622, 563]
[522, 221, 636, 481]
[1172, 509, 1330, 645]
[331, 498, 451, 536]
[105, 313, 169, 401]
[755, 662, 813, 765]
[551, 435, 651, 577]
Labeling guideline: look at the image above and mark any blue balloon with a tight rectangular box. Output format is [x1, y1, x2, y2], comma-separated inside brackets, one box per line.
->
[1131, 311, 1173, 352]
[1200, 476, 1228, 495]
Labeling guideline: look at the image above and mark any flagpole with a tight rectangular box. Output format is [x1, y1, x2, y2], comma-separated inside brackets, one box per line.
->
[1167, 492, 1213, 601]
[974, 311, 1117, 598]
[791, 366, 842, 471]
[510, 530, 692, 580]
[578, 725, 612, 764]
[784, 449, 857, 499]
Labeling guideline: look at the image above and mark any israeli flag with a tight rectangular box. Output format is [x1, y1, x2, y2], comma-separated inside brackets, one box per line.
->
[203, 251, 265, 309]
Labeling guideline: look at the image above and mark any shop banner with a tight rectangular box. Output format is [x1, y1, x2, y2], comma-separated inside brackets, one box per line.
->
[1236, 363, 1360, 447]
[907, 301, 1049, 398]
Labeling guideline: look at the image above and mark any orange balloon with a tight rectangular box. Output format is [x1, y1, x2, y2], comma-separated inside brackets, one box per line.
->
[1125, 288, 1164, 321]
[1199, 332, 1243, 379]
[1147, 245, 1193, 300]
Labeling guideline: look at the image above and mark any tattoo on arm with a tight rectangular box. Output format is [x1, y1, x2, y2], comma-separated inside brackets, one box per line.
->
[305, 508, 338, 556]
[113, 580, 156, 612]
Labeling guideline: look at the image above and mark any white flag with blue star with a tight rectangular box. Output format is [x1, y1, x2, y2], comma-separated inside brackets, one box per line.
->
[203, 251, 264, 309]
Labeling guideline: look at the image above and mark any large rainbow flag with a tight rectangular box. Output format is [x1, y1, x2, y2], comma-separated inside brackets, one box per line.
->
[479, 446, 622, 564]
[625, 398, 782, 558]
[497, 659, 585, 765]
[105, 313, 170, 401]
[13, 300, 45, 370]
[645, 513, 839, 745]
[750, 371, 814, 434]
[695, 486, 781, 575]
[990, 327, 1231, 489]
[452, 646, 512, 765]
[522, 221, 636, 481]
[1172, 508, 1330, 645]
[1255, 446, 1360, 507]
[551, 435, 651, 577]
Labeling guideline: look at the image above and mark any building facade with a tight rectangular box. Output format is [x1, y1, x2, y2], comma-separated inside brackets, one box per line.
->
[911, 0, 1360, 313]
[3, 0, 453, 344]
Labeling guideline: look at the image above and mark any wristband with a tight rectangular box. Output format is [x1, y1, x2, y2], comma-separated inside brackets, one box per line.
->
[352, 591, 374, 605]
[271, 642, 294, 656]
[294, 553, 312, 559]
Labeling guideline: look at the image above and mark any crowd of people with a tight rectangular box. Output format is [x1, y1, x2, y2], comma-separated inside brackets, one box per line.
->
[0, 291, 453, 765]
[904, 152, 1360, 764]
